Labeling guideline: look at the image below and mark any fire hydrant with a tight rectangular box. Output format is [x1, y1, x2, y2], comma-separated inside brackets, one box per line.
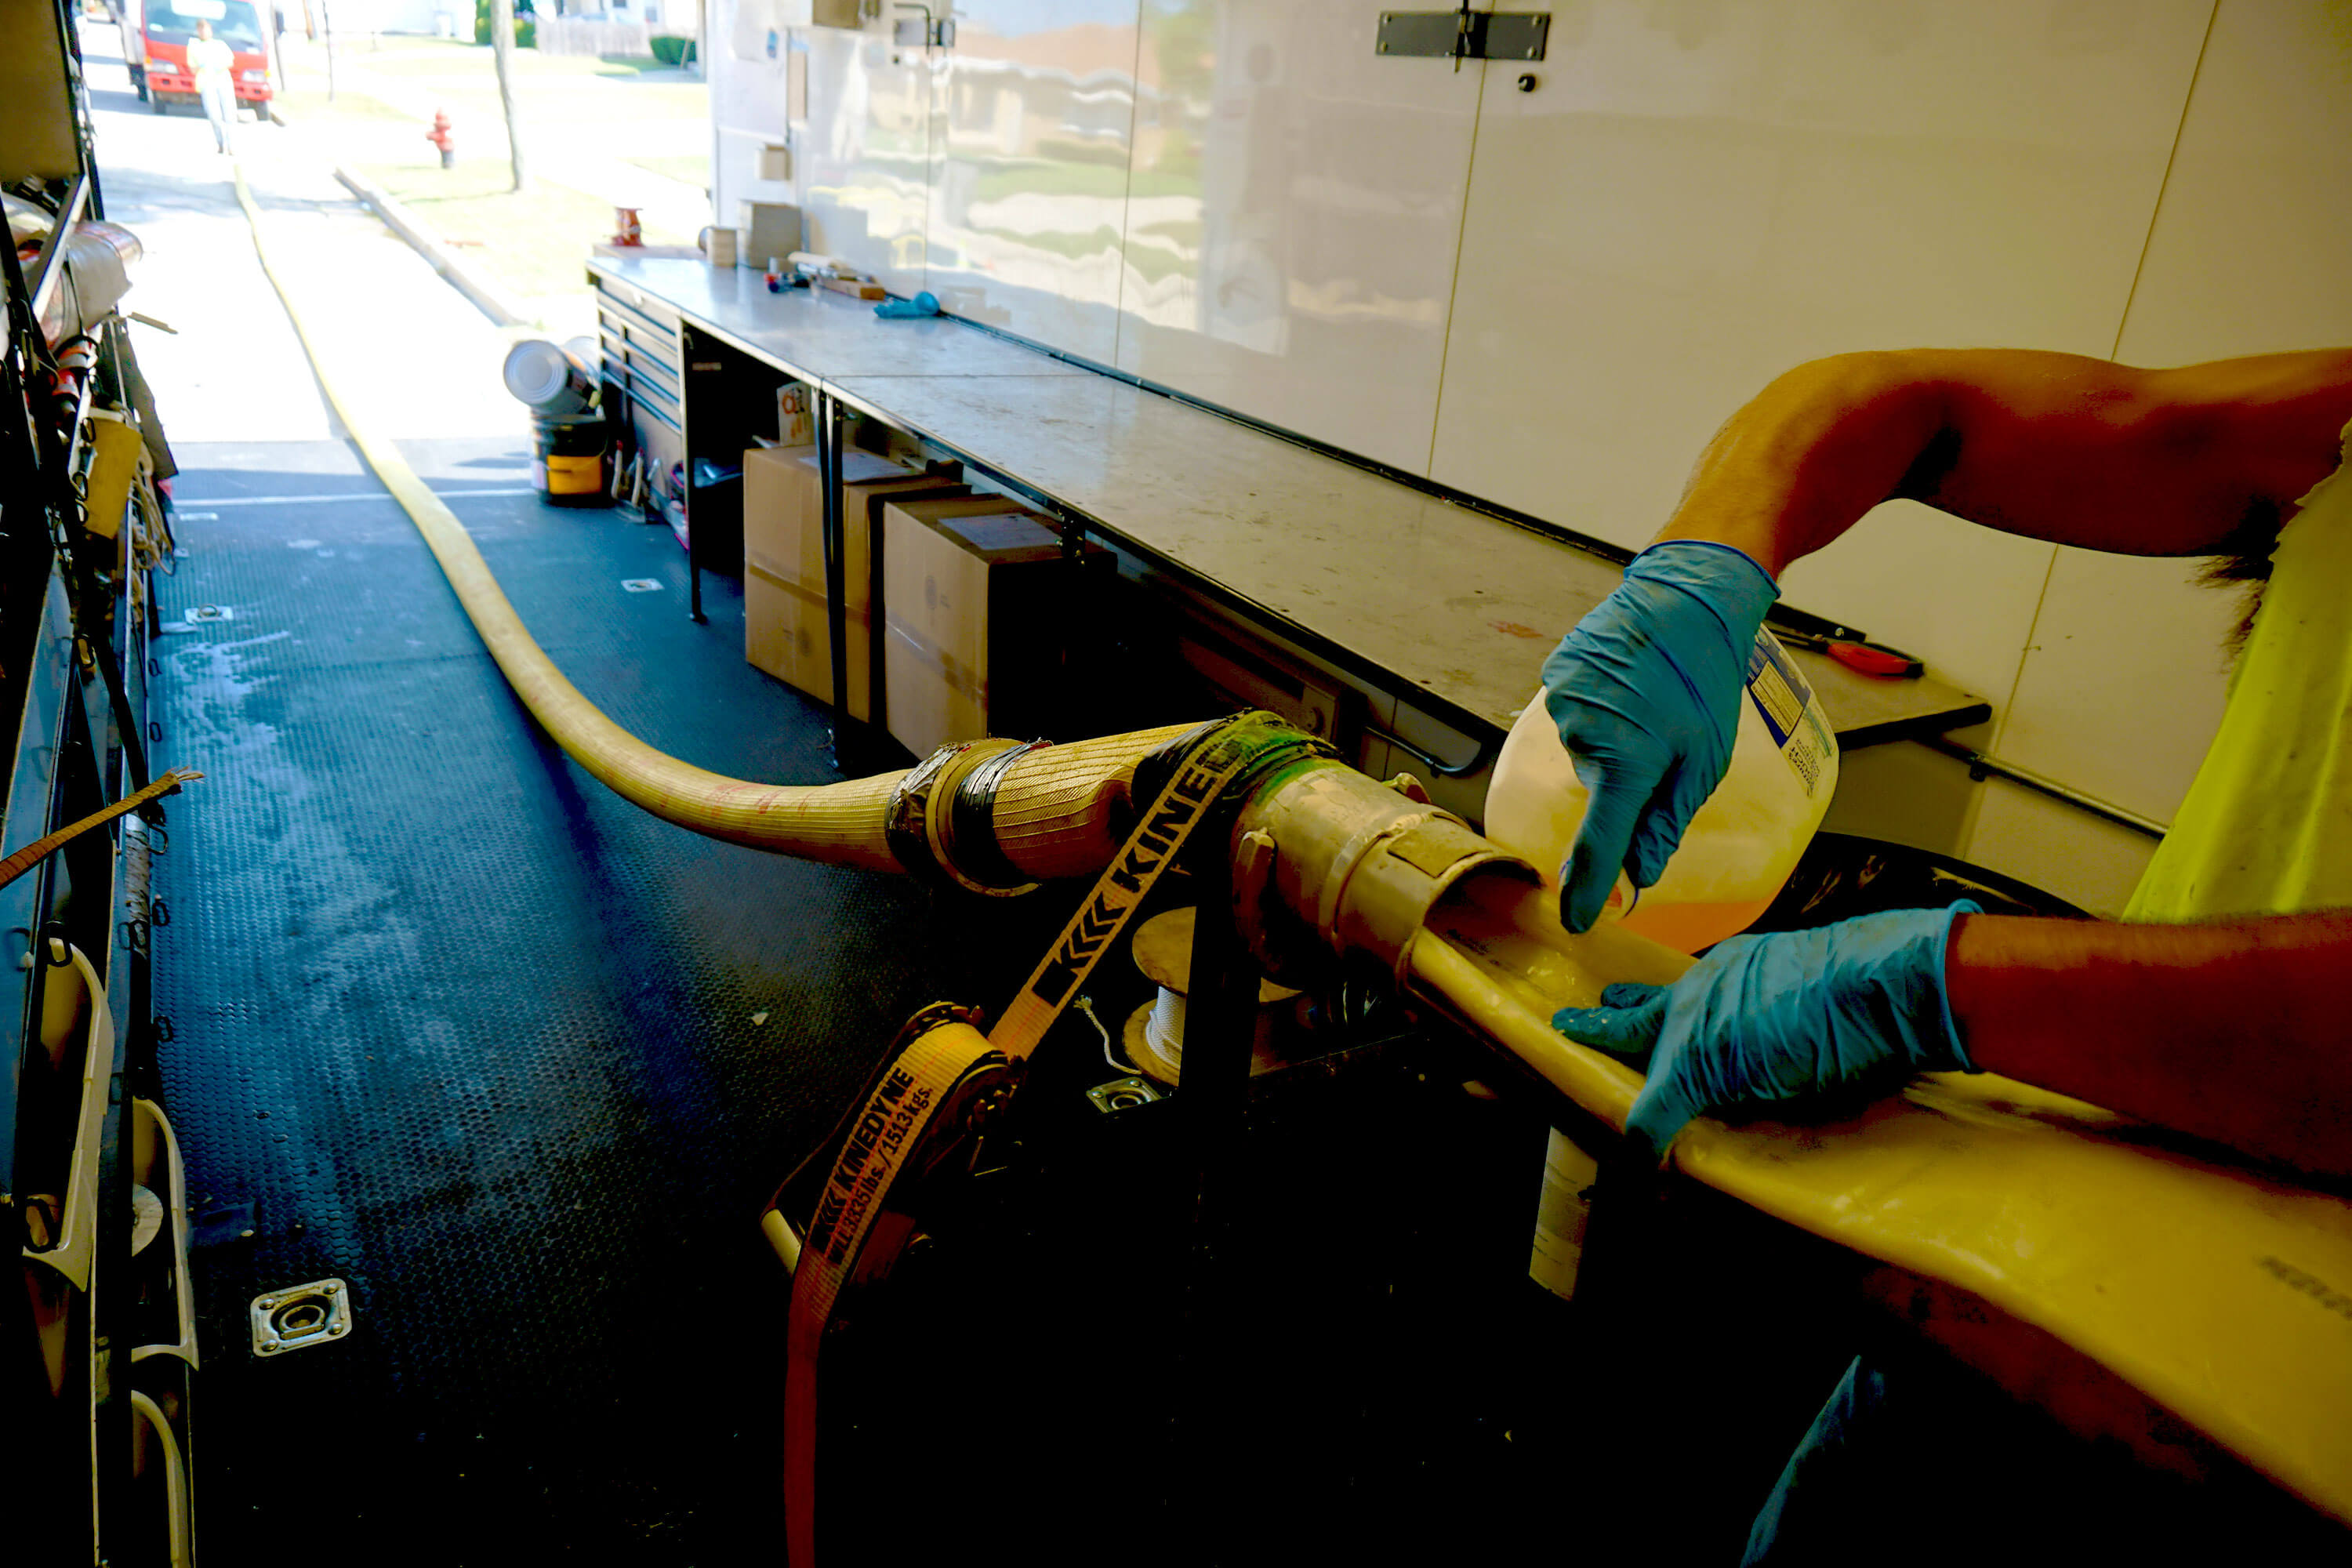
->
[426, 109, 456, 169]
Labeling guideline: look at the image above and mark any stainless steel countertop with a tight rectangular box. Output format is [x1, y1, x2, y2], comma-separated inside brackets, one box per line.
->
[591, 254, 1987, 743]
[593, 256, 1091, 381]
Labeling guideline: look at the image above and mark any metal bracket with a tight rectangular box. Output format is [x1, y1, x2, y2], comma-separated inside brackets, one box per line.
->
[1087, 1076, 1163, 1115]
[251, 1277, 354, 1356]
[1377, 9, 1548, 64]
[893, 2, 953, 46]
[1363, 721, 1493, 779]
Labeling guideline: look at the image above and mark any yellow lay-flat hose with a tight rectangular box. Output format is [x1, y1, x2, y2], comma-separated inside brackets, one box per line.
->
[232, 165, 1189, 879]
[238, 171, 2352, 1526]
[1405, 894, 2352, 1530]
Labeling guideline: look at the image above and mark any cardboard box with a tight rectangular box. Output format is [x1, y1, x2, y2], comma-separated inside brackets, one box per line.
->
[742, 445, 963, 719]
[880, 495, 1102, 757]
[737, 200, 803, 270]
[816, 276, 888, 300]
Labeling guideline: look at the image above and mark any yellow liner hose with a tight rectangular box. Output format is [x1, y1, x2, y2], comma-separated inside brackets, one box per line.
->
[239, 171, 2352, 1525]
[232, 165, 1189, 880]
[1407, 883, 2352, 1529]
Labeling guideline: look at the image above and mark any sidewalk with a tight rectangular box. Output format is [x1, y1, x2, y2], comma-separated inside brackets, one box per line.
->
[79, 18, 716, 443]
[85, 38, 527, 446]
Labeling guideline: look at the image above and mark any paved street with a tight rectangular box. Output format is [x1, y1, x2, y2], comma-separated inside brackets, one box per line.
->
[84, 21, 524, 447]
[77, 16, 710, 448]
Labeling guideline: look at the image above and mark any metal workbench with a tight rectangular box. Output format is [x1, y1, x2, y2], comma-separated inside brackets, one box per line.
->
[588, 254, 1988, 773]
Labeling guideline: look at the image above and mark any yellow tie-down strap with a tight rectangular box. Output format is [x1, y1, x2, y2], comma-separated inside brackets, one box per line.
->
[1672, 1073, 2352, 1523]
[779, 715, 1328, 1567]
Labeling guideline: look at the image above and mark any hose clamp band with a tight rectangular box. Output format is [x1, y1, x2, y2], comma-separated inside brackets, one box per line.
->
[886, 737, 1040, 895]
[884, 741, 979, 885]
[938, 738, 1049, 897]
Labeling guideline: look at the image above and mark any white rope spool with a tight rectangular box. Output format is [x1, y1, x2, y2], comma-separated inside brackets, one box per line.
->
[1120, 908, 1301, 1087]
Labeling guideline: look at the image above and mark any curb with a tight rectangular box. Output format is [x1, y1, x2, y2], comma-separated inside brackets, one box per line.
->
[333, 165, 530, 330]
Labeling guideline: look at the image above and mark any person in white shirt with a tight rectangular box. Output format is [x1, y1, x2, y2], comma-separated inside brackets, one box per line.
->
[186, 19, 236, 154]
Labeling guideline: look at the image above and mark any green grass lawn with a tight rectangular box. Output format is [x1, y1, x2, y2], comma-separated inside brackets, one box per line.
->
[358, 161, 687, 310]
[270, 88, 411, 122]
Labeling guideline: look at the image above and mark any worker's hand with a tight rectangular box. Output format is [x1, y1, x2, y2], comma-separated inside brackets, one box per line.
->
[1540, 541, 1780, 931]
[1552, 903, 1981, 1158]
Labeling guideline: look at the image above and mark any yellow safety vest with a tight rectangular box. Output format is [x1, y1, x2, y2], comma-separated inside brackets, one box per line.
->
[2125, 423, 2352, 920]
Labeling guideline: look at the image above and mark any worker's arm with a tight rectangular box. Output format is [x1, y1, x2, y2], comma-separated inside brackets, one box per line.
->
[1541, 347, 2352, 931]
[1654, 347, 2352, 573]
[1951, 909, 2352, 1181]
[1553, 907, 2352, 1184]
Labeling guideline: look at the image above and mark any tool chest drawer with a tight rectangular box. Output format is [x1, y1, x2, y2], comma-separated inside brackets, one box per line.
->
[596, 276, 686, 438]
[595, 275, 683, 359]
[599, 338, 683, 433]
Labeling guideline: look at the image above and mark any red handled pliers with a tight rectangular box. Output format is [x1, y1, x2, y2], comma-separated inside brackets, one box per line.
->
[1773, 630, 1925, 680]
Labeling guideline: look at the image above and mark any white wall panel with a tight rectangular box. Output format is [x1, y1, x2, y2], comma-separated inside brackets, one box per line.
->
[711, 0, 793, 230]
[1112, 1, 1483, 472]
[1994, 549, 2245, 825]
[922, 2, 1144, 361]
[1818, 722, 1981, 859]
[1429, 0, 2209, 717]
[1965, 776, 2160, 916]
[1777, 503, 2056, 724]
[1990, 1, 2352, 833]
[699, 0, 2352, 907]
[2108, 0, 2352, 365]
[797, 21, 935, 297]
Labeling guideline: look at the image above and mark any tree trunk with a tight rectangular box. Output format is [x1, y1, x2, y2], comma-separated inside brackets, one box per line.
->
[491, 0, 527, 194]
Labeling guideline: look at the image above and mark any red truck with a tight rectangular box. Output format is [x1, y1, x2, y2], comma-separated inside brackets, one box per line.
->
[121, 0, 274, 120]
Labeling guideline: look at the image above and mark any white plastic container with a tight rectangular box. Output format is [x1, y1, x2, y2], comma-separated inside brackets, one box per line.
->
[1483, 627, 1840, 954]
[1528, 1127, 1599, 1301]
[501, 338, 597, 416]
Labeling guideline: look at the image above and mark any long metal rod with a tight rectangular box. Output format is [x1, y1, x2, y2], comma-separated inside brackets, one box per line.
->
[27, 172, 90, 329]
[866, 460, 890, 742]
[681, 329, 706, 624]
[56, 0, 107, 222]
[1918, 737, 2168, 839]
[817, 389, 855, 770]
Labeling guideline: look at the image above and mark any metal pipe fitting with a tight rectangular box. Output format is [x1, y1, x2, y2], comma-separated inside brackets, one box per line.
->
[1232, 759, 1538, 989]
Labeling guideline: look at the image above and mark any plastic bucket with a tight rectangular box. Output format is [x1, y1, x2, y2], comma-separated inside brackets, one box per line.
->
[532, 413, 611, 508]
[504, 338, 598, 416]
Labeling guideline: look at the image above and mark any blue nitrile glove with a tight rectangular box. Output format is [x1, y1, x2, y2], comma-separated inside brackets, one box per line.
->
[1541, 540, 1780, 931]
[874, 290, 942, 319]
[1551, 902, 1982, 1159]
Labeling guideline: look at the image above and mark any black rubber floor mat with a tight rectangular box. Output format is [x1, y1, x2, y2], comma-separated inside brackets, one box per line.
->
[150, 439, 952, 1564]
